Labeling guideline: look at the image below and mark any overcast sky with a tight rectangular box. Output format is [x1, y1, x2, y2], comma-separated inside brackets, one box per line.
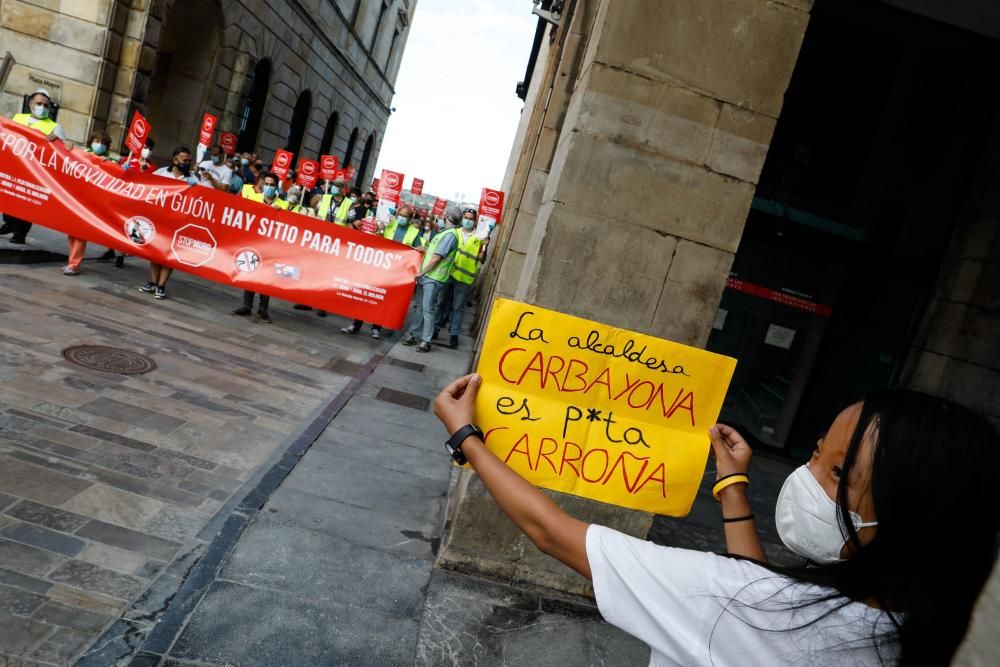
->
[373, 0, 538, 203]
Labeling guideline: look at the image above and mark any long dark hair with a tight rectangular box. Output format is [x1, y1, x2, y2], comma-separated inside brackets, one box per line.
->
[748, 389, 999, 665]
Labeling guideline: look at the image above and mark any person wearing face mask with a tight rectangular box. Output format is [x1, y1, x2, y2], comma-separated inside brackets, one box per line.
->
[242, 159, 265, 197]
[1, 89, 69, 244]
[121, 137, 157, 173]
[238, 153, 254, 183]
[61, 131, 115, 275]
[137, 147, 194, 299]
[197, 145, 232, 192]
[316, 179, 349, 223]
[233, 171, 287, 323]
[226, 157, 244, 195]
[284, 185, 314, 216]
[433, 208, 489, 349]
[402, 216, 460, 353]
[433, 379, 1000, 666]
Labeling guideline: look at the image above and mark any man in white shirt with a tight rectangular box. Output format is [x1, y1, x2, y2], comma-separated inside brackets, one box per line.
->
[196, 144, 232, 192]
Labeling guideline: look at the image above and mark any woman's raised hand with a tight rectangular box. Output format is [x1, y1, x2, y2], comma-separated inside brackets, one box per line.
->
[709, 424, 752, 479]
[434, 374, 481, 435]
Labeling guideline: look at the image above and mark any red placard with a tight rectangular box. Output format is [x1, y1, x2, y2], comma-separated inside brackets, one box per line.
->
[432, 198, 448, 216]
[320, 155, 339, 180]
[198, 113, 217, 147]
[220, 132, 237, 155]
[343, 165, 357, 184]
[333, 168, 348, 183]
[296, 159, 319, 189]
[411, 178, 424, 196]
[377, 169, 404, 204]
[0, 118, 419, 328]
[479, 187, 505, 221]
[125, 111, 150, 155]
[272, 150, 294, 179]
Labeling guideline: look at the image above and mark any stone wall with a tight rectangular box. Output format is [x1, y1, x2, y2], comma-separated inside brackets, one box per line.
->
[442, 0, 813, 596]
[1, 0, 414, 182]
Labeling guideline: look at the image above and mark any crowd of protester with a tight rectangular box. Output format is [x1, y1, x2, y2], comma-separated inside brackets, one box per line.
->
[1, 88, 491, 352]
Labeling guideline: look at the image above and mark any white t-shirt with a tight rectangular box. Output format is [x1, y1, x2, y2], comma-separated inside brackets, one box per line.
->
[152, 166, 185, 180]
[197, 160, 232, 187]
[586, 525, 899, 666]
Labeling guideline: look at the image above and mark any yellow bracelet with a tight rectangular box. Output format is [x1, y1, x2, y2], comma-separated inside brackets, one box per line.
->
[712, 473, 749, 501]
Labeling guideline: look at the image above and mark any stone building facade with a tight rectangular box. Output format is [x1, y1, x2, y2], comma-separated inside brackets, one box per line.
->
[444, 0, 1000, 597]
[0, 0, 416, 185]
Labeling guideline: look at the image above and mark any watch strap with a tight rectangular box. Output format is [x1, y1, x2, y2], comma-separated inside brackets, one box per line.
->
[446, 424, 483, 465]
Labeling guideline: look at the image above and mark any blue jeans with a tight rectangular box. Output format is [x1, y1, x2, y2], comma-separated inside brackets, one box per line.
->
[410, 278, 442, 342]
[442, 281, 471, 337]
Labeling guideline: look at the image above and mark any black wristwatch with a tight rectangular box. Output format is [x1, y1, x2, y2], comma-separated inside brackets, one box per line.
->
[445, 424, 483, 465]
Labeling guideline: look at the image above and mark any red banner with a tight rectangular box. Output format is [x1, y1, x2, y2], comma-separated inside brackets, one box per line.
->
[125, 111, 150, 155]
[320, 155, 338, 181]
[198, 113, 217, 147]
[479, 187, 505, 222]
[0, 118, 419, 328]
[220, 132, 237, 155]
[272, 150, 293, 179]
[411, 178, 424, 195]
[296, 159, 319, 189]
[432, 198, 448, 216]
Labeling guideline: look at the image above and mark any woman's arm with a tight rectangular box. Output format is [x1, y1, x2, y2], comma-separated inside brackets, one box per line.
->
[435, 375, 592, 579]
[709, 425, 767, 562]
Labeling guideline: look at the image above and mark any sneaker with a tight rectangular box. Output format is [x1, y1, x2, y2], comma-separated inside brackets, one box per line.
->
[9, 236, 27, 244]
[154, 287, 167, 300]
[416, 341, 431, 353]
[114, 256, 125, 268]
[293, 304, 313, 310]
[341, 325, 358, 334]
[401, 335, 418, 346]
[138, 282, 156, 294]
[258, 311, 272, 324]
[232, 306, 252, 316]
[62, 266, 80, 276]
[432, 328, 440, 340]
[371, 329, 381, 340]
[317, 310, 327, 318]
[449, 335, 459, 349]
[96, 249, 116, 263]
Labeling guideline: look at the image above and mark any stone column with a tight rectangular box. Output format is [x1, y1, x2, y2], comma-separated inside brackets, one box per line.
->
[440, 0, 812, 596]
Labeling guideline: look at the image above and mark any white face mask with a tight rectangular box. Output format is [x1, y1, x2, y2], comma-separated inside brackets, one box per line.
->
[32, 104, 49, 119]
[140, 148, 151, 159]
[775, 464, 877, 564]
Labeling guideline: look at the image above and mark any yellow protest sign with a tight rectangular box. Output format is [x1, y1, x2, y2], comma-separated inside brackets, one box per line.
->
[475, 299, 737, 516]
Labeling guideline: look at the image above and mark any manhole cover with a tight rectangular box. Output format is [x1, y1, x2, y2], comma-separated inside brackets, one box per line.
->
[62, 345, 157, 375]
[376, 387, 430, 411]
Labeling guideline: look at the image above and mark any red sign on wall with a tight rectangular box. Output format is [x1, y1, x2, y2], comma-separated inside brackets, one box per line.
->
[125, 111, 150, 155]
[320, 155, 339, 181]
[411, 178, 424, 196]
[0, 117, 420, 328]
[198, 113, 217, 147]
[220, 132, 237, 155]
[272, 150, 294, 179]
[725, 277, 833, 317]
[297, 159, 319, 189]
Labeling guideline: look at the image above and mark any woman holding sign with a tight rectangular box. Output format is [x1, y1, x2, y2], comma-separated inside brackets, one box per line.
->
[434, 376, 997, 665]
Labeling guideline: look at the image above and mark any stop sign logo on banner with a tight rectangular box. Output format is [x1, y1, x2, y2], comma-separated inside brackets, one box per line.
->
[220, 132, 237, 155]
[376, 169, 404, 224]
[411, 178, 424, 196]
[171, 224, 217, 268]
[125, 111, 150, 155]
[272, 150, 293, 179]
[297, 159, 319, 189]
[320, 155, 339, 181]
[477, 188, 505, 239]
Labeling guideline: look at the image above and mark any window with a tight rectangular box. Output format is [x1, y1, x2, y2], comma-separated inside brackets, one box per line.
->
[237, 59, 271, 153]
[319, 112, 339, 157]
[371, 1, 389, 50]
[343, 127, 359, 166]
[286, 90, 312, 157]
[357, 132, 376, 187]
[386, 27, 400, 70]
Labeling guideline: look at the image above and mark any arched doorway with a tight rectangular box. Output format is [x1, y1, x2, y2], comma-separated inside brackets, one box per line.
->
[145, 1, 223, 158]
[343, 127, 359, 166]
[319, 112, 339, 156]
[286, 90, 312, 157]
[237, 59, 271, 153]
[356, 132, 375, 188]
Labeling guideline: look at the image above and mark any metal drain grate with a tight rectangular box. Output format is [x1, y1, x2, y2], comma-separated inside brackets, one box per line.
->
[375, 387, 430, 411]
[62, 345, 157, 375]
[324, 357, 366, 377]
[387, 358, 425, 372]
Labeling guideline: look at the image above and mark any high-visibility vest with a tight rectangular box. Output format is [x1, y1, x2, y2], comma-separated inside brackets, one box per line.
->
[333, 197, 354, 226]
[13, 113, 58, 136]
[317, 194, 334, 220]
[450, 231, 483, 285]
[244, 191, 289, 209]
[382, 218, 421, 247]
[241, 183, 256, 198]
[289, 204, 313, 217]
[422, 228, 460, 283]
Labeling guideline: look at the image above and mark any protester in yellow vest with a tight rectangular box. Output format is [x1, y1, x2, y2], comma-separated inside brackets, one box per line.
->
[435, 207, 489, 349]
[1, 89, 68, 243]
[232, 171, 286, 323]
[402, 215, 462, 353]
[316, 179, 353, 224]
